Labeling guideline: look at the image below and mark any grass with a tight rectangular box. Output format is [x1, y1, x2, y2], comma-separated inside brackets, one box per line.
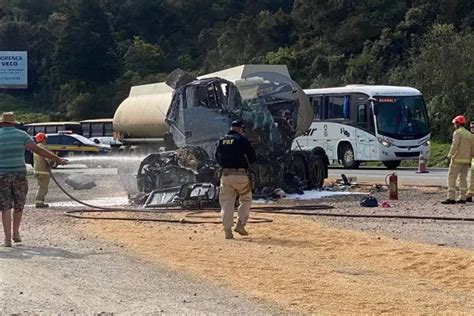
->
[337, 140, 451, 168]
[398, 141, 450, 168]
[0, 94, 49, 123]
[425, 141, 450, 168]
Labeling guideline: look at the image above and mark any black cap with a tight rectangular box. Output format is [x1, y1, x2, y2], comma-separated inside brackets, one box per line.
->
[231, 119, 244, 128]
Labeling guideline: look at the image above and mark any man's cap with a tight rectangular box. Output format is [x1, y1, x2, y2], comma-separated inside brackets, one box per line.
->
[35, 133, 46, 143]
[231, 119, 244, 128]
[452, 115, 466, 125]
[0, 112, 18, 124]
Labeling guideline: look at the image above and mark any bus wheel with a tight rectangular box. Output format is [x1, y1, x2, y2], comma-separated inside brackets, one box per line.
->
[309, 157, 326, 189]
[383, 160, 401, 169]
[340, 144, 360, 169]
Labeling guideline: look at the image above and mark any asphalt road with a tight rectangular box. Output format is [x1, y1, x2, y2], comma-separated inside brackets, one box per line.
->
[328, 166, 453, 187]
[36, 164, 455, 187]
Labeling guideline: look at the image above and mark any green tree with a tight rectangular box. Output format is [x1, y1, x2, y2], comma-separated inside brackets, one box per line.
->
[123, 36, 163, 77]
[52, 0, 119, 85]
[402, 24, 474, 140]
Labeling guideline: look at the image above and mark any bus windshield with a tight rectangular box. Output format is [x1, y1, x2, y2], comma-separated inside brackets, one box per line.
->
[375, 96, 429, 139]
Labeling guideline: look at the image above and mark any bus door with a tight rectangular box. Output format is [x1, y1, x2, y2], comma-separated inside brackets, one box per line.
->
[354, 103, 376, 160]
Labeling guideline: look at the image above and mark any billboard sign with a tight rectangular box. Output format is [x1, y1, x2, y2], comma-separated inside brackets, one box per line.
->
[0, 51, 27, 89]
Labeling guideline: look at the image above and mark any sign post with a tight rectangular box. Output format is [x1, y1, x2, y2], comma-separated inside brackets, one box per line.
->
[0, 51, 28, 89]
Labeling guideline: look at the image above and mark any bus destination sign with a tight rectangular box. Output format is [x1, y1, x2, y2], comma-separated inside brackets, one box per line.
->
[378, 97, 397, 103]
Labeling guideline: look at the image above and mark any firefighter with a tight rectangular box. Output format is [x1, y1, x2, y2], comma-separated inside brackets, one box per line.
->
[33, 133, 52, 208]
[467, 121, 474, 203]
[215, 120, 256, 239]
[441, 115, 472, 204]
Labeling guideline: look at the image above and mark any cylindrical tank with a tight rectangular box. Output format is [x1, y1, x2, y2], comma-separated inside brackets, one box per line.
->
[113, 82, 173, 140]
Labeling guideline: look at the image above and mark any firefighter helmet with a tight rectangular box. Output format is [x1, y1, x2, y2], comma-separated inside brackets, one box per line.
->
[35, 132, 46, 143]
[452, 115, 466, 125]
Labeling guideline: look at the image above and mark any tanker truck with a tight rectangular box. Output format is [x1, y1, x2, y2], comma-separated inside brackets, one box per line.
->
[113, 65, 329, 200]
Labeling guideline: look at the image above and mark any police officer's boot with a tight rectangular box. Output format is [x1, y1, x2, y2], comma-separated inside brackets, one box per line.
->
[224, 228, 233, 239]
[440, 199, 455, 204]
[234, 221, 249, 236]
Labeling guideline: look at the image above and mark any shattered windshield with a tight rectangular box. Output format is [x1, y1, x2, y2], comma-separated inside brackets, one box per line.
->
[235, 72, 296, 105]
[234, 72, 300, 146]
[375, 96, 430, 139]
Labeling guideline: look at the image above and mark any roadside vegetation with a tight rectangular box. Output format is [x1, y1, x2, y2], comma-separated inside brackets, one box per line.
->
[0, 94, 49, 123]
[359, 140, 451, 168]
[0, 0, 472, 140]
[401, 141, 451, 168]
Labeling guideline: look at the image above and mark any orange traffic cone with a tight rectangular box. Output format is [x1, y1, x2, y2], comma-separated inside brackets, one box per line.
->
[416, 152, 429, 173]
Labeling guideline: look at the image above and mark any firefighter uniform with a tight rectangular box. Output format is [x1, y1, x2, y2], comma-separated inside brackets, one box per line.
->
[33, 140, 51, 208]
[467, 122, 474, 202]
[444, 117, 473, 203]
[215, 121, 256, 239]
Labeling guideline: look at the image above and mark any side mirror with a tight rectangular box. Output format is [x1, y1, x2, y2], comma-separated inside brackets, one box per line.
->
[73, 141, 81, 146]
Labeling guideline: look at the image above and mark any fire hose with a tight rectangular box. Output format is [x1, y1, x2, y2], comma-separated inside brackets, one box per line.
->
[48, 169, 474, 223]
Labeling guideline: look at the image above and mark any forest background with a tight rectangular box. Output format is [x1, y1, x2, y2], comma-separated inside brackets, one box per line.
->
[0, 0, 472, 141]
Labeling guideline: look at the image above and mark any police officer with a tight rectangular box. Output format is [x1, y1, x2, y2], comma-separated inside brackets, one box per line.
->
[33, 133, 51, 208]
[467, 121, 474, 202]
[215, 120, 256, 239]
[442, 115, 473, 204]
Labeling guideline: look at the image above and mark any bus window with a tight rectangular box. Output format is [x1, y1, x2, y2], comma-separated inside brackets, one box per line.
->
[91, 123, 103, 137]
[328, 96, 345, 119]
[312, 97, 321, 120]
[35, 127, 45, 134]
[104, 123, 113, 136]
[67, 124, 82, 134]
[46, 126, 57, 133]
[82, 123, 91, 137]
[322, 96, 329, 119]
[357, 104, 368, 129]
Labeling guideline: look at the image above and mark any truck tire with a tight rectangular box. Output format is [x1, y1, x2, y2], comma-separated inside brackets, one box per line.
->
[340, 144, 360, 169]
[308, 157, 326, 189]
[288, 155, 308, 184]
[383, 160, 401, 169]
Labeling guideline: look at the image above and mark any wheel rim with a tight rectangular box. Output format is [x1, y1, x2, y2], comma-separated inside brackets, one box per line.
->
[310, 159, 324, 188]
[343, 148, 354, 165]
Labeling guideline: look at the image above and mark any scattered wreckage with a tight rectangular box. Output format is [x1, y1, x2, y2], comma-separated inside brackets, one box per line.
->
[114, 65, 329, 206]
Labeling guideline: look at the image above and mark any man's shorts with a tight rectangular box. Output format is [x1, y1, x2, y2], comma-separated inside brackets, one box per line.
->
[0, 173, 28, 212]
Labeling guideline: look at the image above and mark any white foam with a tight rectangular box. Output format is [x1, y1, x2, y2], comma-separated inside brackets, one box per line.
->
[252, 189, 359, 203]
[27, 196, 129, 208]
[285, 190, 359, 200]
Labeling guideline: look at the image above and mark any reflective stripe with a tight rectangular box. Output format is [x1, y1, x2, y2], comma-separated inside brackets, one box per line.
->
[453, 158, 471, 164]
[45, 145, 99, 152]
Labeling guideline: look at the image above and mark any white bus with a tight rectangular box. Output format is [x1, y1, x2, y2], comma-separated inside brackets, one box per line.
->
[292, 85, 431, 169]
